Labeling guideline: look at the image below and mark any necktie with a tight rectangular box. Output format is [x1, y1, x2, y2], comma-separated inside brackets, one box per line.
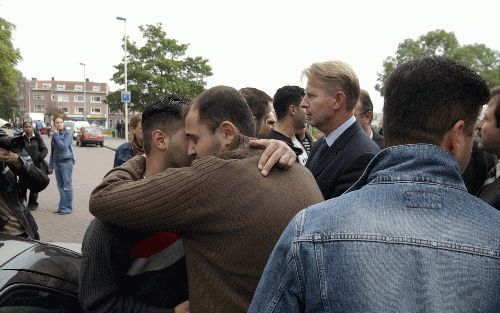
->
[310, 139, 329, 171]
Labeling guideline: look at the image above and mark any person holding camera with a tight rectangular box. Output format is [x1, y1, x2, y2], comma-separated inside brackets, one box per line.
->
[49, 116, 75, 215]
[0, 133, 49, 239]
[21, 121, 48, 210]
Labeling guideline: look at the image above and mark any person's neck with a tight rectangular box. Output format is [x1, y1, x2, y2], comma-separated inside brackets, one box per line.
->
[320, 113, 352, 135]
[274, 119, 296, 138]
[144, 153, 168, 177]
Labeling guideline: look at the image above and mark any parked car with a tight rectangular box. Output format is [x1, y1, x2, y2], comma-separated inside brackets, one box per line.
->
[76, 126, 104, 147]
[0, 234, 83, 312]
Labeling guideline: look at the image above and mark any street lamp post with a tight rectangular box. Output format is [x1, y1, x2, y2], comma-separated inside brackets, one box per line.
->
[116, 16, 128, 142]
[79, 62, 87, 122]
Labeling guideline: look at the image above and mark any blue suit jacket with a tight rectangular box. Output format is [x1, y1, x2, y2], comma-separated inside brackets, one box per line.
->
[306, 122, 380, 199]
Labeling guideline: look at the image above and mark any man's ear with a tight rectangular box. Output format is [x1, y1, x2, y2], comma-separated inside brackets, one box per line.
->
[152, 130, 169, 151]
[218, 121, 238, 146]
[332, 91, 346, 110]
[289, 105, 297, 116]
[441, 120, 465, 153]
[441, 120, 471, 170]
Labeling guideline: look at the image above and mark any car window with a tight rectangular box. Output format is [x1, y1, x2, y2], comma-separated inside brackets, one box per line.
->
[84, 128, 102, 135]
[0, 285, 83, 313]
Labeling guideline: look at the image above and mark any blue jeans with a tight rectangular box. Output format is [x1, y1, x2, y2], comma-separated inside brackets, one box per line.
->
[54, 161, 73, 213]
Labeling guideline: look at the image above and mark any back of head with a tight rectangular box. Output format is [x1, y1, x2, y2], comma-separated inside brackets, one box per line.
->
[142, 94, 189, 155]
[383, 56, 490, 147]
[129, 114, 142, 129]
[239, 87, 272, 134]
[302, 60, 360, 110]
[273, 86, 305, 120]
[194, 86, 256, 136]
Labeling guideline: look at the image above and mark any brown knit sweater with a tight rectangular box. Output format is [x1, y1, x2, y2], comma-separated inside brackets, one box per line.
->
[89, 135, 324, 313]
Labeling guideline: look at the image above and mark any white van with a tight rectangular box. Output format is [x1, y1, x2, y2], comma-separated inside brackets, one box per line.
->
[71, 121, 90, 140]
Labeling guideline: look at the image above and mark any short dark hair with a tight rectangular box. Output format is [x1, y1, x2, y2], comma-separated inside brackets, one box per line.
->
[358, 89, 374, 122]
[273, 86, 305, 120]
[142, 94, 190, 155]
[491, 86, 500, 128]
[194, 86, 256, 136]
[239, 87, 272, 136]
[383, 57, 490, 146]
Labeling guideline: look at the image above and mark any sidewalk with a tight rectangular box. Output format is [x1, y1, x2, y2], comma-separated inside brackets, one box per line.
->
[103, 134, 126, 151]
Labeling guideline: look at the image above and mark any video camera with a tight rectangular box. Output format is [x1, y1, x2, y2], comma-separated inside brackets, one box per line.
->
[0, 136, 25, 153]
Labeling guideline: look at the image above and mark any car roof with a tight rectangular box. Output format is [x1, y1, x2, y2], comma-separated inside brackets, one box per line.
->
[0, 235, 36, 267]
[0, 235, 81, 284]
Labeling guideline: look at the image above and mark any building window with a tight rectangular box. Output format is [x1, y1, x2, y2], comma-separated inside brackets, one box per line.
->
[29, 82, 35, 87]
[74, 95, 84, 102]
[91, 107, 101, 113]
[61, 107, 69, 113]
[90, 96, 101, 102]
[92, 85, 101, 92]
[34, 104, 45, 111]
[33, 92, 44, 100]
[75, 107, 84, 113]
[57, 95, 69, 102]
[75, 85, 83, 91]
[56, 84, 65, 90]
[42, 83, 51, 89]
[51, 94, 56, 101]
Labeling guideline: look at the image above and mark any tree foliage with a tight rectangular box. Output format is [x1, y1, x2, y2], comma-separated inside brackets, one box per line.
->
[109, 23, 213, 111]
[376, 29, 500, 95]
[45, 103, 67, 122]
[0, 18, 22, 120]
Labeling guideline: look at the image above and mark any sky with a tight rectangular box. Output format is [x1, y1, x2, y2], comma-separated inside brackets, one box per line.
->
[1, 0, 499, 113]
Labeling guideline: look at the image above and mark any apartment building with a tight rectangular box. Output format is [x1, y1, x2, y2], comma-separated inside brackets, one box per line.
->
[18, 77, 109, 127]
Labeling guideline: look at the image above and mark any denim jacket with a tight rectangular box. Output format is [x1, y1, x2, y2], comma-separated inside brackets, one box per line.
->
[249, 144, 500, 313]
[113, 142, 133, 168]
[49, 129, 74, 169]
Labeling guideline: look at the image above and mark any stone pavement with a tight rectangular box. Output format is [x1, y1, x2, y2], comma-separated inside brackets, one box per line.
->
[103, 134, 126, 151]
[31, 134, 116, 244]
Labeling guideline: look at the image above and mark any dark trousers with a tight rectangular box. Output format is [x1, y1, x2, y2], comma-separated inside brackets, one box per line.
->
[28, 191, 38, 206]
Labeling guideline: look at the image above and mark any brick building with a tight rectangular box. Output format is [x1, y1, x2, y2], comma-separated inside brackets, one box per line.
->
[18, 78, 109, 127]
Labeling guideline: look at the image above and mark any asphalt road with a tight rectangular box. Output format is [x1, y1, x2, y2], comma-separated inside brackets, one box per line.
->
[31, 134, 117, 243]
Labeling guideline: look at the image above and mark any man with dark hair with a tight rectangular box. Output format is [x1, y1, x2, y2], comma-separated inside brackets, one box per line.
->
[250, 57, 500, 312]
[239, 87, 273, 138]
[301, 60, 380, 199]
[353, 89, 385, 148]
[80, 95, 190, 313]
[269, 85, 309, 165]
[477, 86, 500, 210]
[89, 85, 324, 313]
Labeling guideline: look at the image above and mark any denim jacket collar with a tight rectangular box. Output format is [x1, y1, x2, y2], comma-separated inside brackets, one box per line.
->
[347, 144, 467, 193]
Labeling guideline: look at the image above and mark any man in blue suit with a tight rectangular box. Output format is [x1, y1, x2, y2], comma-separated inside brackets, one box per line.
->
[302, 60, 380, 199]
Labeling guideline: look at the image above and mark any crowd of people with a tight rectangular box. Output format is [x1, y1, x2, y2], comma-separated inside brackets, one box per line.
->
[1, 56, 499, 312]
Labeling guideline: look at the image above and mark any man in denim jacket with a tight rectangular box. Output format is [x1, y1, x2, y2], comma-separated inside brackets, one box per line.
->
[249, 57, 500, 312]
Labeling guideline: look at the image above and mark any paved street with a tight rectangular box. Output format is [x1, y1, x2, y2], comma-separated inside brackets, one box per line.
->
[31, 134, 125, 244]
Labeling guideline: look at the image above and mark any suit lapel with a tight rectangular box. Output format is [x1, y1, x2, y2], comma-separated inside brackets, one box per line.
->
[312, 122, 363, 176]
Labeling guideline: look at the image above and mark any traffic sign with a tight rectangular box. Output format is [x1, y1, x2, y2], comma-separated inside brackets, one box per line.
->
[121, 91, 131, 103]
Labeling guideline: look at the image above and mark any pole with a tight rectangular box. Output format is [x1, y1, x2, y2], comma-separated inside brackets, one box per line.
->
[117, 16, 128, 142]
[80, 63, 87, 122]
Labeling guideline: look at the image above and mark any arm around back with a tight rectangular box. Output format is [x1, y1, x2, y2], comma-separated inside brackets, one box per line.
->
[89, 156, 220, 232]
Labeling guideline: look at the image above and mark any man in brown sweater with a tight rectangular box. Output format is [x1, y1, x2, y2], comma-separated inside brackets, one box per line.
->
[89, 86, 324, 313]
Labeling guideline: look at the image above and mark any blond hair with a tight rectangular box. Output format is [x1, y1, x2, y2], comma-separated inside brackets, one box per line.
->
[302, 60, 360, 110]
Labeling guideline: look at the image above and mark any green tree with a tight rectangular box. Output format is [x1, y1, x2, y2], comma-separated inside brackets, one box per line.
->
[376, 29, 500, 95]
[109, 23, 213, 111]
[0, 18, 22, 120]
